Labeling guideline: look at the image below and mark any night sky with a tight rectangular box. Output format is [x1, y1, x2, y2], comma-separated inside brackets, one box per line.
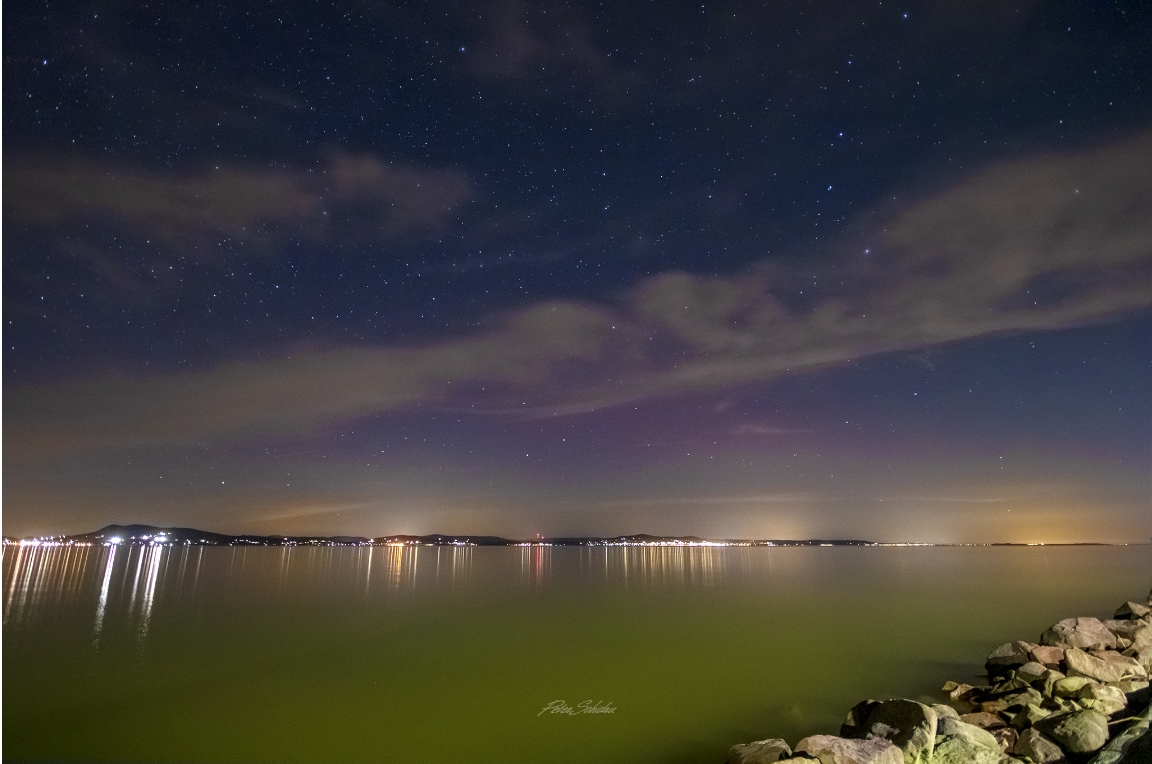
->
[4, 1, 1150, 542]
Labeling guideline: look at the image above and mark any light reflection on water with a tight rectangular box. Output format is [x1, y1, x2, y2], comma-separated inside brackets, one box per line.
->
[521, 544, 549, 587]
[93, 544, 116, 638]
[5, 544, 99, 628]
[3, 544, 171, 641]
[6, 543, 1149, 642]
[4, 542, 766, 636]
[128, 544, 164, 638]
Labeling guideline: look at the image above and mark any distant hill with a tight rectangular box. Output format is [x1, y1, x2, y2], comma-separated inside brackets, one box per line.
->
[71, 524, 372, 546]
[36, 524, 877, 547]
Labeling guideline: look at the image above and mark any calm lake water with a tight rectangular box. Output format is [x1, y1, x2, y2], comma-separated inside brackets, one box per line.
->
[4, 543, 1150, 763]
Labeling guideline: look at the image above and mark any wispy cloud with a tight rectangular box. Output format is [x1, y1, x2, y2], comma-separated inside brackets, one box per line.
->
[7, 133, 1152, 460]
[884, 495, 1007, 504]
[4, 150, 471, 267]
[732, 424, 815, 437]
[591, 493, 820, 508]
[464, 0, 640, 101]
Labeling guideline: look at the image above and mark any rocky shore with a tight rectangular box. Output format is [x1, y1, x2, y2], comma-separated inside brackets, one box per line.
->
[726, 592, 1152, 764]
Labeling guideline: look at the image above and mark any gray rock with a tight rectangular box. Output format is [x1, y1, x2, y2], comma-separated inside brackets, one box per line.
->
[999, 688, 1044, 710]
[1029, 645, 1065, 666]
[1089, 647, 1143, 662]
[1065, 647, 1141, 683]
[1040, 617, 1118, 651]
[1009, 703, 1051, 729]
[936, 717, 1002, 751]
[1041, 696, 1080, 714]
[930, 734, 1003, 764]
[1038, 669, 1065, 698]
[727, 738, 792, 764]
[1015, 661, 1047, 682]
[795, 735, 903, 764]
[987, 641, 1035, 668]
[1112, 679, 1149, 693]
[1103, 619, 1146, 641]
[1011, 728, 1064, 763]
[941, 681, 975, 702]
[1088, 648, 1148, 676]
[1125, 645, 1152, 670]
[1115, 600, 1151, 620]
[960, 711, 1007, 729]
[991, 726, 1019, 753]
[1052, 675, 1096, 697]
[1076, 682, 1127, 715]
[840, 699, 936, 764]
[988, 678, 1032, 696]
[931, 704, 960, 721]
[1034, 709, 1110, 753]
[1077, 699, 1119, 716]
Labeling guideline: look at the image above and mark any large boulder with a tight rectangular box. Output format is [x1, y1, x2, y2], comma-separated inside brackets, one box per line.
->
[1065, 647, 1143, 683]
[1034, 709, 1110, 753]
[1011, 728, 1064, 763]
[935, 717, 1001, 751]
[727, 738, 792, 764]
[1088, 648, 1147, 676]
[1076, 682, 1127, 715]
[1115, 600, 1151, 619]
[929, 735, 1002, 764]
[1103, 619, 1146, 641]
[931, 704, 960, 721]
[795, 735, 903, 764]
[840, 699, 936, 764]
[1052, 675, 1096, 697]
[1040, 617, 1118, 650]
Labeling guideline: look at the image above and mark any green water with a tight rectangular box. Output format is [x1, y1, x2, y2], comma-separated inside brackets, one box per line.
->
[4, 543, 1150, 763]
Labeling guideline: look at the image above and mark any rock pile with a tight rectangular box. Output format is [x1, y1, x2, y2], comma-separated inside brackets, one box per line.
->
[726, 592, 1152, 764]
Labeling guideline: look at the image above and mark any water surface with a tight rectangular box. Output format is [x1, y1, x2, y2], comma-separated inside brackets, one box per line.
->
[4, 543, 1150, 763]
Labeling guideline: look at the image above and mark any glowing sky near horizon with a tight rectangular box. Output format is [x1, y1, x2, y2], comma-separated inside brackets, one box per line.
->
[4, 1, 1150, 542]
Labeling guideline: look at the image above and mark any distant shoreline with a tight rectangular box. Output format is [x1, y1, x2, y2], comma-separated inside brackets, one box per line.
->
[3, 523, 1145, 548]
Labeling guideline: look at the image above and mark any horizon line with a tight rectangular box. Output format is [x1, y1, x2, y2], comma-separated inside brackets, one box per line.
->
[3, 523, 1149, 548]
